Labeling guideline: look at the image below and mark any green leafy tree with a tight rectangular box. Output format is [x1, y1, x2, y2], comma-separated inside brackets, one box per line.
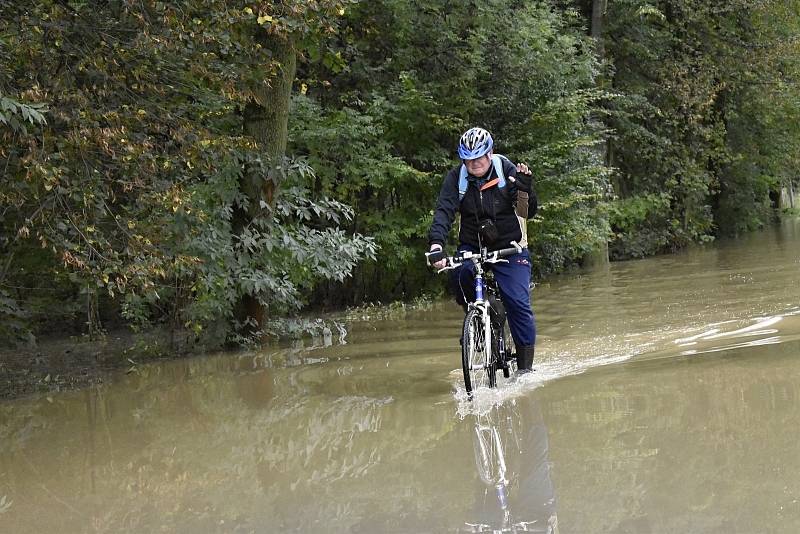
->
[595, 0, 800, 257]
[0, 0, 373, 346]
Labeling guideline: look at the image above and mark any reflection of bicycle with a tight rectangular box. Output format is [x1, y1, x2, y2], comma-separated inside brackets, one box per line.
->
[471, 411, 513, 530]
[428, 244, 520, 396]
[465, 402, 560, 534]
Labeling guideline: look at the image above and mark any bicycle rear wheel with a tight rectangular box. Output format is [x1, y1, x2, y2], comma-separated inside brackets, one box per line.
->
[462, 308, 496, 395]
[494, 320, 516, 379]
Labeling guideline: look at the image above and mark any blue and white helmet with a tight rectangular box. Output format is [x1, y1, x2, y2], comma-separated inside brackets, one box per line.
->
[458, 127, 493, 160]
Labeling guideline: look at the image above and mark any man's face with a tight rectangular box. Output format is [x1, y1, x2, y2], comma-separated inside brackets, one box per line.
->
[464, 152, 492, 176]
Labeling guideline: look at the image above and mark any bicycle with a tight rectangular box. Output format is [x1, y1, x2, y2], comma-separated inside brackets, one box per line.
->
[428, 242, 521, 396]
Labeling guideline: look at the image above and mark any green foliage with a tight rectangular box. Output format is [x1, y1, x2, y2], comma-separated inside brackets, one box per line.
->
[0, 94, 47, 134]
[0, 0, 373, 345]
[0, 289, 34, 347]
[289, 94, 438, 305]
[605, 0, 800, 255]
[608, 193, 672, 259]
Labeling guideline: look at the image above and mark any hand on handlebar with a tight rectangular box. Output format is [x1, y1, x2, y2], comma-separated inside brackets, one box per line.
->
[427, 244, 447, 269]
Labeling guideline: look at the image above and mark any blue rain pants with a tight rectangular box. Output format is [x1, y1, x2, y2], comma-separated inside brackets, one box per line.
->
[449, 245, 536, 348]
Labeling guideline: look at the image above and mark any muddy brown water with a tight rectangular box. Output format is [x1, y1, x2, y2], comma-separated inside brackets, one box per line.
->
[3, 220, 800, 533]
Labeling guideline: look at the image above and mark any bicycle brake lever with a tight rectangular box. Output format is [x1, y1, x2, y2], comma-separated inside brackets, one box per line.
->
[436, 260, 462, 274]
[485, 253, 509, 264]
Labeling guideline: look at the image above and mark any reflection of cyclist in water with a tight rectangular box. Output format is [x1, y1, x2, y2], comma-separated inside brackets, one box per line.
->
[463, 396, 558, 533]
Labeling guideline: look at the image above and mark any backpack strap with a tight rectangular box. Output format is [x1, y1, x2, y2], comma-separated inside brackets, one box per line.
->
[458, 166, 469, 201]
[458, 154, 507, 201]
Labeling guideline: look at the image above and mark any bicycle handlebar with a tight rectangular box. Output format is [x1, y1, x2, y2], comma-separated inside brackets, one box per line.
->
[426, 241, 523, 273]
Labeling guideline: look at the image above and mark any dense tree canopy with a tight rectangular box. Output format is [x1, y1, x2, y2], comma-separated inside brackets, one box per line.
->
[2, 0, 800, 347]
[0, 0, 375, 345]
[599, 0, 800, 257]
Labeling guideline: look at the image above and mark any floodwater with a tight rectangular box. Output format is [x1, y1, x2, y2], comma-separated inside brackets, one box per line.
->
[4, 220, 800, 533]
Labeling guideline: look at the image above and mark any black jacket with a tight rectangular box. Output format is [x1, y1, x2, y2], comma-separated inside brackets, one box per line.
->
[428, 157, 537, 251]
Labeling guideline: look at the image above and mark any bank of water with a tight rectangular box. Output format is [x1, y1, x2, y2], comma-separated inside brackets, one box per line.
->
[3, 220, 800, 532]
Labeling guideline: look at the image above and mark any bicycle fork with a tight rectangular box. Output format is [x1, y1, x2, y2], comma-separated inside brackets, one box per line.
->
[471, 268, 493, 371]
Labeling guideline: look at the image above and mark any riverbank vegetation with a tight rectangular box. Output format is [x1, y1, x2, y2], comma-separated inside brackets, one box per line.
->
[3, 0, 800, 350]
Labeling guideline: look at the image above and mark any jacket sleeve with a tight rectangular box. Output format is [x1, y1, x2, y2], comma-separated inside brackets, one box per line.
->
[428, 169, 459, 247]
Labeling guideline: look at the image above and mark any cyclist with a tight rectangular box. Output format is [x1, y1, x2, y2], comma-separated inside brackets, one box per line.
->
[427, 127, 537, 373]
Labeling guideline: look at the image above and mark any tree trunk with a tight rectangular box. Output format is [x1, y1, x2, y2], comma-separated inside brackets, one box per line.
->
[591, 0, 606, 60]
[235, 32, 297, 336]
[244, 33, 296, 209]
[585, 0, 611, 268]
[590, 0, 608, 165]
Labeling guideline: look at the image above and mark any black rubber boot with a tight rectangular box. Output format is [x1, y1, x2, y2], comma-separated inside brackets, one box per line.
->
[516, 345, 535, 374]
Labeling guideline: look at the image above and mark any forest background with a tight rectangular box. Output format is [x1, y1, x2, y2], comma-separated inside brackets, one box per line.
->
[3, 0, 800, 351]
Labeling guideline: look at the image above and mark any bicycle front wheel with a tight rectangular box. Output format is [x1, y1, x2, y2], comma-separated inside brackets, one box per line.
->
[462, 308, 496, 395]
